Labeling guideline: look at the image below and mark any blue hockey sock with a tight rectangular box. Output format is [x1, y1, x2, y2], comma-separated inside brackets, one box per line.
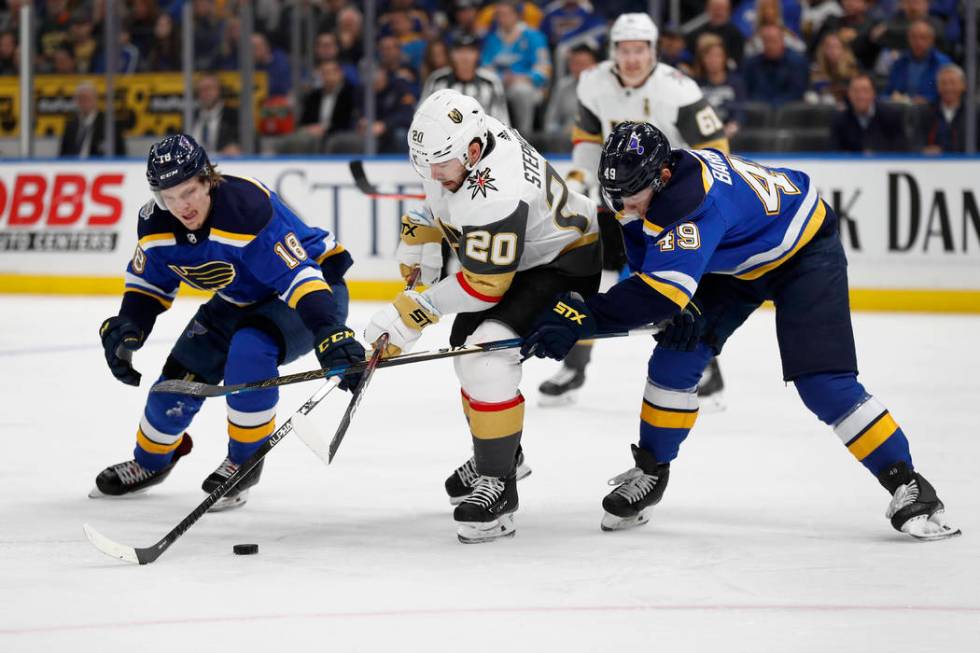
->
[225, 328, 280, 464]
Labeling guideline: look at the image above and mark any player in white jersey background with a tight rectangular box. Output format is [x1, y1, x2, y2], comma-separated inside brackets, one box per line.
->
[364, 89, 601, 544]
[539, 12, 731, 410]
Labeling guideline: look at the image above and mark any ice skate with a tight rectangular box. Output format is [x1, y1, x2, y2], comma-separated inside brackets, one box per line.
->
[444, 446, 531, 505]
[454, 474, 518, 543]
[202, 456, 265, 512]
[879, 463, 961, 541]
[601, 444, 670, 531]
[89, 434, 193, 498]
[538, 366, 586, 406]
[697, 358, 725, 413]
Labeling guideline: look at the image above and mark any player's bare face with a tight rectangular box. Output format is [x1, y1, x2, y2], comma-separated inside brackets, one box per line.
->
[160, 177, 211, 230]
[621, 186, 654, 218]
[430, 158, 468, 192]
[615, 41, 654, 87]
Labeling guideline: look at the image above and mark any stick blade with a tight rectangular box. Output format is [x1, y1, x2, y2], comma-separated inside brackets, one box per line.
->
[83, 523, 141, 565]
[291, 412, 332, 465]
[150, 379, 230, 397]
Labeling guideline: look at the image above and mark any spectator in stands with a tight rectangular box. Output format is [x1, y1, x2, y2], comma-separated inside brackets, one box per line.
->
[801, 0, 843, 45]
[807, 31, 859, 106]
[59, 82, 126, 158]
[921, 64, 979, 155]
[92, 26, 141, 74]
[476, 1, 545, 36]
[543, 43, 597, 138]
[51, 43, 76, 73]
[293, 59, 357, 152]
[884, 20, 951, 105]
[693, 36, 746, 139]
[813, 0, 874, 65]
[732, 0, 803, 40]
[313, 31, 359, 86]
[743, 0, 806, 58]
[743, 23, 809, 107]
[422, 35, 510, 125]
[446, 0, 483, 43]
[378, 34, 419, 91]
[865, 0, 945, 55]
[387, 9, 427, 76]
[658, 26, 693, 73]
[143, 12, 180, 72]
[359, 67, 416, 153]
[37, 0, 72, 71]
[686, 0, 746, 66]
[126, 0, 160, 60]
[68, 12, 98, 74]
[378, 0, 430, 40]
[831, 73, 907, 152]
[336, 5, 364, 66]
[420, 39, 449, 82]
[252, 32, 292, 98]
[481, 0, 551, 135]
[191, 0, 225, 71]
[0, 30, 16, 75]
[539, 1, 606, 50]
[187, 73, 241, 156]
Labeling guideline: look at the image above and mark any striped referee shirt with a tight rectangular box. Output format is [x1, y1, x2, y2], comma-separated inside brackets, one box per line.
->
[421, 67, 511, 126]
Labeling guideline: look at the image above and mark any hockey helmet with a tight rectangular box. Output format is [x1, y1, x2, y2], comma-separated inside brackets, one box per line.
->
[610, 13, 659, 49]
[147, 133, 210, 190]
[598, 121, 674, 212]
[407, 88, 488, 180]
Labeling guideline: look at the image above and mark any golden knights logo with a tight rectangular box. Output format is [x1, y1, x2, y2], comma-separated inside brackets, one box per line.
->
[448, 108, 463, 124]
[466, 168, 498, 199]
[168, 261, 237, 291]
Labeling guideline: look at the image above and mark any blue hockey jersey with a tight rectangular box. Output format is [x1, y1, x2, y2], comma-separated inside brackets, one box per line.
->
[589, 148, 830, 330]
[120, 175, 352, 332]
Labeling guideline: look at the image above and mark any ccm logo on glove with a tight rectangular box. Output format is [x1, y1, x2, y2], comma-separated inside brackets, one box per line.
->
[318, 329, 356, 351]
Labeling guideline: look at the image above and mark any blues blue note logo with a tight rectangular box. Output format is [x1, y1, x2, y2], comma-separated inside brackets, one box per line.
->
[628, 132, 645, 156]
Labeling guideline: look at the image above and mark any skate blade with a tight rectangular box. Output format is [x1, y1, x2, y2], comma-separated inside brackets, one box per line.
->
[88, 486, 150, 499]
[447, 465, 532, 506]
[600, 510, 649, 532]
[456, 514, 516, 544]
[538, 391, 578, 408]
[902, 511, 963, 541]
[208, 489, 250, 513]
[696, 391, 726, 413]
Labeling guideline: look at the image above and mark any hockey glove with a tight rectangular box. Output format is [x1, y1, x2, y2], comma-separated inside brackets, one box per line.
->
[397, 209, 443, 286]
[363, 290, 440, 357]
[314, 325, 367, 391]
[521, 293, 596, 362]
[99, 315, 145, 386]
[653, 300, 704, 352]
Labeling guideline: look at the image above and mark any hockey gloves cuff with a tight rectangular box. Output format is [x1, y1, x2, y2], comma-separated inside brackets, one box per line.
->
[521, 292, 597, 362]
[99, 315, 146, 386]
[315, 325, 367, 391]
[653, 300, 704, 352]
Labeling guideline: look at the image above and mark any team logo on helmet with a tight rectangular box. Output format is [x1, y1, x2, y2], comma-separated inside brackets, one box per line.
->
[466, 168, 498, 199]
[448, 108, 463, 124]
[627, 132, 645, 156]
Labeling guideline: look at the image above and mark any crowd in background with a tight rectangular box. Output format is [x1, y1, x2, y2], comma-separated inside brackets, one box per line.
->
[0, 0, 976, 156]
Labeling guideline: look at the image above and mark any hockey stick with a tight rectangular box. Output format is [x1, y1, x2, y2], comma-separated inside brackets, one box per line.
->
[151, 324, 659, 399]
[82, 380, 339, 565]
[349, 160, 425, 200]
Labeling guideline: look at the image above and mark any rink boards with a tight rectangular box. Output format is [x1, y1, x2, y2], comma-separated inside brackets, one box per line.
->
[0, 154, 978, 312]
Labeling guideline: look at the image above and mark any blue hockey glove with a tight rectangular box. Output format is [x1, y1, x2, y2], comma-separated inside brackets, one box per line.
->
[521, 293, 597, 361]
[653, 300, 704, 352]
[99, 315, 145, 386]
[315, 325, 367, 391]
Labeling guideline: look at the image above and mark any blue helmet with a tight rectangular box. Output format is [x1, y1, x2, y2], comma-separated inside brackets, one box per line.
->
[146, 133, 210, 192]
[598, 121, 674, 212]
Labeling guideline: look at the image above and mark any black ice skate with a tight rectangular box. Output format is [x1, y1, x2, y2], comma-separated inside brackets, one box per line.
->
[697, 358, 725, 413]
[538, 365, 586, 406]
[878, 462, 961, 541]
[202, 456, 265, 512]
[445, 446, 531, 505]
[601, 444, 670, 531]
[89, 434, 193, 498]
[454, 474, 518, 544]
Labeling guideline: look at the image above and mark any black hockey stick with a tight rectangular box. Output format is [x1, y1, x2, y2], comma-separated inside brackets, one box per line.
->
[150, 324, 659, 399]
[82, 380, 339, 565]
[349, 160, 425, 200]
[326, 333, 387, 463]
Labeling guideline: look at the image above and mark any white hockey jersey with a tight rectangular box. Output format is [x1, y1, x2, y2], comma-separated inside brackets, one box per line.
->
[420, 116, 600, 316]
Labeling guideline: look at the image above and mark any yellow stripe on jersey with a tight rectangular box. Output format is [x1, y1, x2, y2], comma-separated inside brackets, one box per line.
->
[735, 200, 827, 281]
[124, 287, 174, 309]
[571, 125, 603, 144]
[229, 418, 276, 444]
[136, 428, 183, 454]
[316, 244, 346, 265]
[637, 273, 691, 309]
[642, 219, 664, 236]
[847, 412, 899, 461]
[559, 231, 599, 255]
[138, 232, 176, 247]
[241, 176, 272, 197]
[694, 155, 715, 194]
[210, 228, 257, 244]
[693, 137, 731, 154]
[641, 401, 699, 430]
[287, 279, 331, 308]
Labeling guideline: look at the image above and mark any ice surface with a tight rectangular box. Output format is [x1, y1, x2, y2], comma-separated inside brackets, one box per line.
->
[0, 296, 977, 652]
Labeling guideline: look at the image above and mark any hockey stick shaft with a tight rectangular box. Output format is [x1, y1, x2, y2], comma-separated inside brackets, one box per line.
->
[151, 324, 658, 399]
[349, 160, 425, 200]
[83, 380, 339, 565]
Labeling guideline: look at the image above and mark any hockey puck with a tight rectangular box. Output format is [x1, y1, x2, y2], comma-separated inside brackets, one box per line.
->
[233, 543, 259, 555]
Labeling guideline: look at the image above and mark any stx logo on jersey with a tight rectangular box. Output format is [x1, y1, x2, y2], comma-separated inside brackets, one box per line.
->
[628, 133, 645, 156]
[467, 168, 498, 199]
[167, 261, 236, 291]
[553, 301, 587, 325]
